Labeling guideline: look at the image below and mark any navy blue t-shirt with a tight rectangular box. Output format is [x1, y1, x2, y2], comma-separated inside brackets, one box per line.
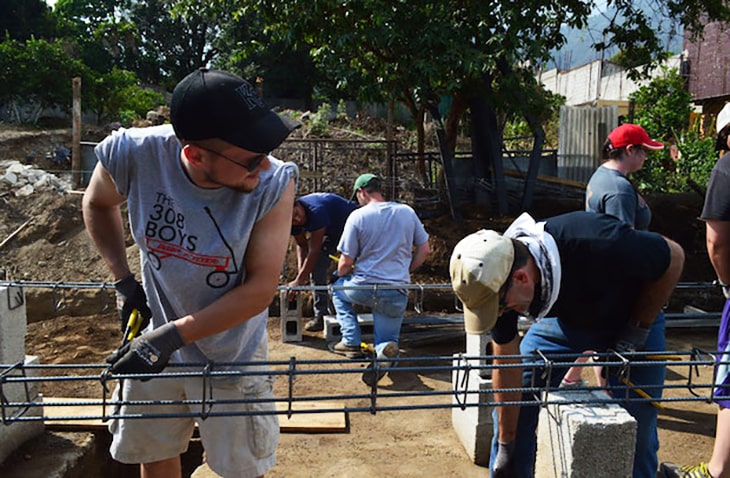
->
[290, 193, 358, 246]
[492, 211, 670, 344]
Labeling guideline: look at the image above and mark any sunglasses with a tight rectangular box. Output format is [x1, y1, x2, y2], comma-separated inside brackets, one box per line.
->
[194, 144, 269, 172]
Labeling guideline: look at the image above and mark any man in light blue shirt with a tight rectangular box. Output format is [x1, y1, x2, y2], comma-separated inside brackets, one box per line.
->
[329, 173, 430, 386]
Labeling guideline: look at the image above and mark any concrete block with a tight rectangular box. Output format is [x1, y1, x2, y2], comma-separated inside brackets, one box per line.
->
[0, 355, 44, 464]
[451, 355, 493, 467]
[0, 285, 26, 363]
[279, 291, 303, 342]
[535, 390, 636, 478]
[323, 313, 373, 342]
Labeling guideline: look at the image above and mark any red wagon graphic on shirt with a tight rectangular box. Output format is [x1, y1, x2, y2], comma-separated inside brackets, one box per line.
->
[145, 238, 234, 288]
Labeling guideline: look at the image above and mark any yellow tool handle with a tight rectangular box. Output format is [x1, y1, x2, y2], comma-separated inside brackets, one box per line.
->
[644, 354, 682, 361]
[124, 309, 141, 343]
[330, 254, 355, 269]
[360, 342, 375, 353]
[619, 376, 664, 410]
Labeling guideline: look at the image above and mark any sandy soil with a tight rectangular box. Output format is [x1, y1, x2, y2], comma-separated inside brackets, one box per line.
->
[0, 124, 725, 476]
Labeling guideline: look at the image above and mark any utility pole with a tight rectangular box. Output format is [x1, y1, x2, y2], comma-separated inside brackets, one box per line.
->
[72, 77, 81, 189]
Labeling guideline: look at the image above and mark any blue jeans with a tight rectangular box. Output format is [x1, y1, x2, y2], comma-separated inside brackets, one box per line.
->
[489, 315, 666, 478]
[331, 277, 409, 355]
[311, 242, 337, 318]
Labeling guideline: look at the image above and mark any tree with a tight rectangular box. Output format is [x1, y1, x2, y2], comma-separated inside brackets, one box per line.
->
[0, 38, 89, 124]
[0, 0, 58, 42]
[630, 67, 715, 194]
[219, 0, 730, 216]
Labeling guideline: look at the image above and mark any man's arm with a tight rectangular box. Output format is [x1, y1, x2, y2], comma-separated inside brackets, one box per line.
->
[492, 335, 523, 443]
[706, 220, 730, 284]
[290, 227, 326, 285]
[175, 178, 296, 343]
[337, 253, 355, 277]
[81, 162, 130, 280]
[293, 233, 309, 270]
[409, 240, 431, 273]
[632, 236, 684, 328]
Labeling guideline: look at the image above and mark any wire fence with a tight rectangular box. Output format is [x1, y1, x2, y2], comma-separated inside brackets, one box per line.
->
[1, 349, 726, 424]
[0, 280, 723, 327]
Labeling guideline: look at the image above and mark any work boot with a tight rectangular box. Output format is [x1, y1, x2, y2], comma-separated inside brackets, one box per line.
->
[328, 341, 364, 358]
[305, 316, 324, 332]
[362, 341, 399, 387]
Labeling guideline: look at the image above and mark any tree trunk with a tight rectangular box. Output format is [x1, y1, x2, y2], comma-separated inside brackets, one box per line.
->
[470, 96, 508, 215]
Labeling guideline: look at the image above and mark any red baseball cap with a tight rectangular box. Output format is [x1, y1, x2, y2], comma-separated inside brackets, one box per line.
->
[606, 124, 664, 151]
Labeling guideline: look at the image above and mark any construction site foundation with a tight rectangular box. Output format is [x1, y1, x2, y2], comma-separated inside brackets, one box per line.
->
[0, 285, 44, 463]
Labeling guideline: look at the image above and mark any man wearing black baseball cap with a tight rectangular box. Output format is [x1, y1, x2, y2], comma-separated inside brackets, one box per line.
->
[83, 68, 300, 478]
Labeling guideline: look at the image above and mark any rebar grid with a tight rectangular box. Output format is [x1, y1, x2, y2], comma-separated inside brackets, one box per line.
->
[1, 349, 726, 425]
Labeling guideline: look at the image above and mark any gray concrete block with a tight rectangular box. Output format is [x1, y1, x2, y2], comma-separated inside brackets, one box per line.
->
[535, 390, 636, 478]
[0, 356, 44, 464]
[279, 291, 303, 342]
[451, 355, 493, 467]
[0, 285, 26, 363]
[324, 313, 373, 342]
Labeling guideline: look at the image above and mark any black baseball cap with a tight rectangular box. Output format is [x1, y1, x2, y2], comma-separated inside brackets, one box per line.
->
[170, 68, 301, 153]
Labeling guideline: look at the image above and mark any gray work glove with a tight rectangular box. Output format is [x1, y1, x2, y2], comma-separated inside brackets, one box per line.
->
[106, 322, 185, 379]
[114, 273, 152, 335]
[493, 440, 517, 478]
[613, 323, 650, 354]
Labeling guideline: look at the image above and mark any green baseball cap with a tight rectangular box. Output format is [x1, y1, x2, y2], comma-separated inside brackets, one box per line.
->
[351, 173, 379, 200]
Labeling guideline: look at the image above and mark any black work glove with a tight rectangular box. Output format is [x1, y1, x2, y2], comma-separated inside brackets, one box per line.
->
[114, 273, 152, 334]
[613, 322, 650, 354]
[329, 270, 340, 284]
[493, 440, 517, 478]
[106, 322, 185, 379]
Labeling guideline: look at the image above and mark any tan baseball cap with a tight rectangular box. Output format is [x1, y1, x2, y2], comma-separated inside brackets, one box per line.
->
[450, 230, 514, 334]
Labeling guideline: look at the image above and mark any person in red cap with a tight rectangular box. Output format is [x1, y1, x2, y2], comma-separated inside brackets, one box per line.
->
[588, 123, 664, 229]
[83, 68, 300, 478]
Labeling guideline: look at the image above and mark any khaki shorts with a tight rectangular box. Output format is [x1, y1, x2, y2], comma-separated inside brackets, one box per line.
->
[108, 341, 279, 477]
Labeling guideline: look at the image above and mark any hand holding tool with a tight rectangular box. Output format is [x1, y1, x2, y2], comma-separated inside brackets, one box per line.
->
[107, 322, 185, 379]
[114, 273, 152, 334]
[614, 322, 650, 353]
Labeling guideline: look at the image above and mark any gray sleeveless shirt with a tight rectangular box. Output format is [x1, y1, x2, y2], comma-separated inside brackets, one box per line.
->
[95, 124, 298, 367]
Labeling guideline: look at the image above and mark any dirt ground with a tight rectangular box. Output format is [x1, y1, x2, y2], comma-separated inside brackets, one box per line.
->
[0, 124, 725, 476]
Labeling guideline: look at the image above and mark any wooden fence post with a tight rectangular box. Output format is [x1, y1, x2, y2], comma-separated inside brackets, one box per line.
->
[72, 77, 82, 189]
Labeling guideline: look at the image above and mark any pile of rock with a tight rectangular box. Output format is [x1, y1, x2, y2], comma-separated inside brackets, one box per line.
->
[1, 160, 72, 196]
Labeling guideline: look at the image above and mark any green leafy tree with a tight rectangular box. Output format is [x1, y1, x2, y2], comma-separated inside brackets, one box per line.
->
[0, 38, 88, 124]
[628, 67, 708, 193]
[197, 0, 730, 215]
[0, 0, 58, 41]
[85, 66, 165, 124]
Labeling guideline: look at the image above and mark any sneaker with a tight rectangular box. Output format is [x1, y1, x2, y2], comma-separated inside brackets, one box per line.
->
[679, 463, 713, 478]
[328, 341, 363, 358]
[362, 341, 399, 387]
[659, 462, 713, 478]
[304, 316, 324, 332]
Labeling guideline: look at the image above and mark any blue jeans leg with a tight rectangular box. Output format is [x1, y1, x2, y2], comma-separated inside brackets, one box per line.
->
[331, 281, 408, 354]
[370, 288, 408, 355]
[311, 247, 333, 318]
[489, 318, 577, 478]
[606, 313, 665, 478]
[331, 277, 361, 347]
